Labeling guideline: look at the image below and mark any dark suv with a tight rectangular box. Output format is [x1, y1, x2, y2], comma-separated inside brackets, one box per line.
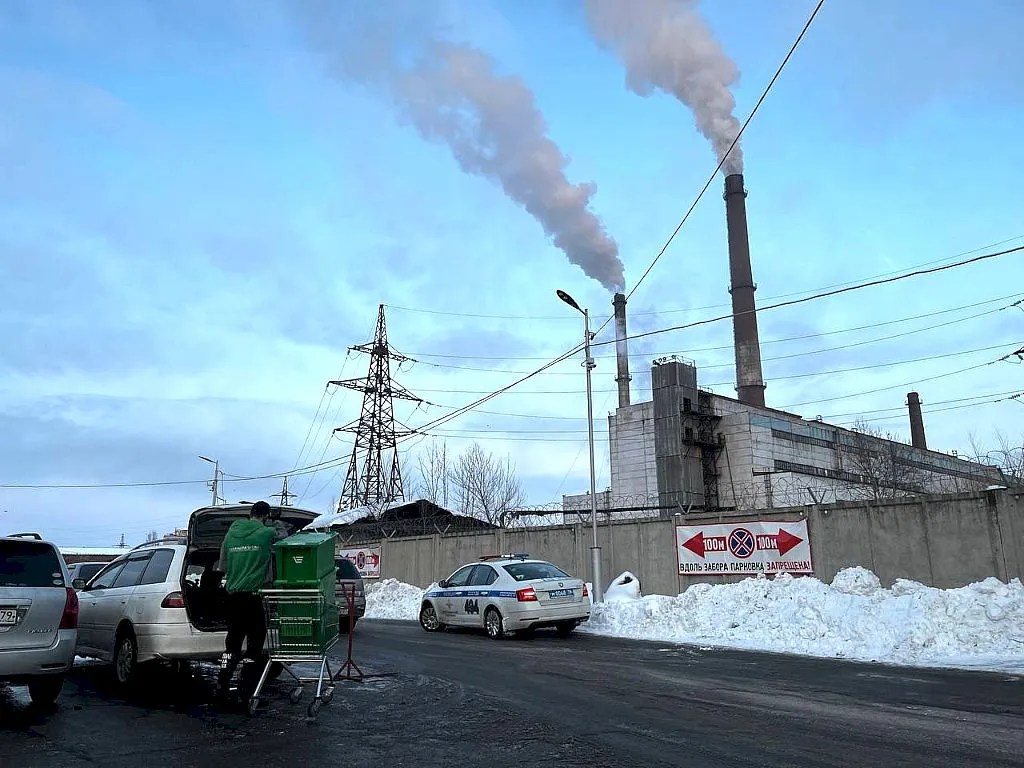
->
[0, 534, 79, 705]
[335, 557, 366, 632]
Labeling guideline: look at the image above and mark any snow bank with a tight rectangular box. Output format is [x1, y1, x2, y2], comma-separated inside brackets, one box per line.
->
[365, 578, 424, 621]
[584, 568, 1024, 672]
[361, 568, 1024, 672]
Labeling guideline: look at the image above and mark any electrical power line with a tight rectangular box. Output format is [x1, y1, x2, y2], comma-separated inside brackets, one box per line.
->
[408, 297, 1016, 374]
[399, 340, 1018, 396]
[0, 453, 350, 491]
[591, 244, 1024, 352]
[386, 234, 1024, 328]
[420, 389, 1023, 435]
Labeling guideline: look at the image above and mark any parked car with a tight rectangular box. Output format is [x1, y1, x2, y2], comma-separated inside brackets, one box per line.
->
[419, 553, 590, 639]
[74, 504, 318, 685]
[67, 561, 107, 588]
[0, 533, 79, 705]
[335, 557, 366, 632]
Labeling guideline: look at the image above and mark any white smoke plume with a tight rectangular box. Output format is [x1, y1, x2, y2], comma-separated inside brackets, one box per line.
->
[585, 0, 743, 174]
[296, 2, 625, 293]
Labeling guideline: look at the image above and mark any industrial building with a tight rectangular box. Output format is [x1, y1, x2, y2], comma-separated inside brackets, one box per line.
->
[564, 174, 1002, 516]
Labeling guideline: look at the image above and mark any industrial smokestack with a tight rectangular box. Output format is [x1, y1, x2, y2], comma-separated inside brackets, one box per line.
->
[724, 173, 765, 407]
[907, 391, 927, 450]
[612, 292, 632, 408]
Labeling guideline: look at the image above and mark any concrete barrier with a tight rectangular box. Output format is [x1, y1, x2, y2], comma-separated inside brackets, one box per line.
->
[366, 489, 1023, 594]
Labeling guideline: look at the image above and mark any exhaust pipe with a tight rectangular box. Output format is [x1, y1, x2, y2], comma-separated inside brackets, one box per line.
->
[612, 292, 631, 408]
[724, 173, 766, 407]
[907, 391, 927, 450]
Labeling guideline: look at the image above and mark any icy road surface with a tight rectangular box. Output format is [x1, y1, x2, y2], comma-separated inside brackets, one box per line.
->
[1, 622, 1021, 767]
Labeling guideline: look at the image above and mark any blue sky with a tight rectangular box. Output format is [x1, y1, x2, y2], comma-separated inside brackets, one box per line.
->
[1, 0, 1022, 546]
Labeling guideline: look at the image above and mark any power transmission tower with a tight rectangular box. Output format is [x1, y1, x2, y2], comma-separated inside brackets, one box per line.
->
[331, 305, 422, 515]
[272, 476, 296, 507]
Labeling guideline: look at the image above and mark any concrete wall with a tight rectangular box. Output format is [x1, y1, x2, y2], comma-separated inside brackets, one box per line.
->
[608, 401, 657, 499]
[371, 490, 1024, 595]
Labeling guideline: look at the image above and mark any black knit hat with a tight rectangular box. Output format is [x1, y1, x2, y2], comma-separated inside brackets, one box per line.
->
[251, 500, 271, 519]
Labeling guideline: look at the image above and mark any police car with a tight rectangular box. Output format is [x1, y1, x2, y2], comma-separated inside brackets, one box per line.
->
[418, 554, 590, 639]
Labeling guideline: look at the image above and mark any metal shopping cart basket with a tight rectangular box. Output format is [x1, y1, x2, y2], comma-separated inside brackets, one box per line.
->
[249, 587, 339, 718]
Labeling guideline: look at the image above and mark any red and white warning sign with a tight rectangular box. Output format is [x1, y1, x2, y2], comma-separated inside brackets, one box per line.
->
[338, 545, 382, 579]
[675, 521, 813, 576]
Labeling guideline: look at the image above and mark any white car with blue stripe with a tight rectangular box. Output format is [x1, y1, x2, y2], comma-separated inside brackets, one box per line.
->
[418, 554, 590, 639]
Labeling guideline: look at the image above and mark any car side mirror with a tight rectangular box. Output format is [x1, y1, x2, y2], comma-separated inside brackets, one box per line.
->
[72, 579, 87, 590]
[438, 579, 449, 588]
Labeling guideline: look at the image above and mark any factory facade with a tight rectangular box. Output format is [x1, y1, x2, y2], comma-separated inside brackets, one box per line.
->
[563, 173, 1002, 517]
[564, 358, 1001, 517]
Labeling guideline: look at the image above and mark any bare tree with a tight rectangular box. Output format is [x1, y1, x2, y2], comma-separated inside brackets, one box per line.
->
[968, 431, 1024, 489]
[449, 442, 526, 525]
[842, 420, 928, 501]
[409, 440, 452, 508]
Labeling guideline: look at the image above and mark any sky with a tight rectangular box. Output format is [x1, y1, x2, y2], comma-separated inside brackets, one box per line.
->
[1, 0, 1022, 546]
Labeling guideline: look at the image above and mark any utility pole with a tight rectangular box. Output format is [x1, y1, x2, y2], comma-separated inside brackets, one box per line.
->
[556, 289, 603, 603]
[199, 456, 223, 506]
[331, 305, 423, 516]
[272, 476, 296, 507]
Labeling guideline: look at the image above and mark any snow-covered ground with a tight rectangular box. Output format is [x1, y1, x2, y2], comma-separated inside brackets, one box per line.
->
[364, 568, 1024, 673]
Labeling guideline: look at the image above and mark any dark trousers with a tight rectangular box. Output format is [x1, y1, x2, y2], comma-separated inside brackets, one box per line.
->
[219, 591, 266, 691]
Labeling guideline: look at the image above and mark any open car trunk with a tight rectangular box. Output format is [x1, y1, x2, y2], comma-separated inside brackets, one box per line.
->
[181, 504, 319, 632]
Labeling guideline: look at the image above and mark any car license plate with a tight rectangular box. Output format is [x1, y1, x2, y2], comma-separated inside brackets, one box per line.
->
[548, 589, 573, 599]
[0, 608, 18, 626]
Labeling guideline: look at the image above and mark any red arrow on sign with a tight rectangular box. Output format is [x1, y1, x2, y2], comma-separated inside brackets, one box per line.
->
[775, 528, 803, 557]
[681, 532, 728, 558]
[682, 531, 705, 557]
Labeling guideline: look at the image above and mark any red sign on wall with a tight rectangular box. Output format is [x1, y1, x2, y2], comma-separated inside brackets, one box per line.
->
[675, 521, 813, 576]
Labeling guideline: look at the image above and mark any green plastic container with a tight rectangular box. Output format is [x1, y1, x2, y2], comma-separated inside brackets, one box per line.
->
[270, 606, 338, 654]
[273, 531, 336, 587]
[274, 570, 334, 598]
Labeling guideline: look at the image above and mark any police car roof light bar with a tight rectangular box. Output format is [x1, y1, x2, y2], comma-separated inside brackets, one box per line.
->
[479, 552, 531, 561]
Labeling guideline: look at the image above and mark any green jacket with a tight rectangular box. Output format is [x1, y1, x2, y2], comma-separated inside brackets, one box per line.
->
[221, 519, 275, 594]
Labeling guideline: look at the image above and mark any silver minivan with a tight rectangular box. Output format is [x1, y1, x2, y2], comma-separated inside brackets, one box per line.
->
[0, 533, 79, 705]
[75, 504, 318, 685]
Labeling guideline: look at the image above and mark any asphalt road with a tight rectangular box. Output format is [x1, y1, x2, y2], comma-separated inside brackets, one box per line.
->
[1, 621, 1022, 767]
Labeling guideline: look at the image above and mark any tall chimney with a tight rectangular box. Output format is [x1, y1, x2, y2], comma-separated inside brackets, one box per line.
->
[723, 173, 766, 407]
[612, 292, 632, 408]
[907, 391, 927, 450]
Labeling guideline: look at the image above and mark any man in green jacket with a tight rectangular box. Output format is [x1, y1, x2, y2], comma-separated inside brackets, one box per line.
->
[217, 500, 276, 698]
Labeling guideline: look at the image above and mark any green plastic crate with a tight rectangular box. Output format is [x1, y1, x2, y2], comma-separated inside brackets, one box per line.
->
[269, 602, 338, 654]
[273, 531, 336, 587]
[273, 570, 334, 597]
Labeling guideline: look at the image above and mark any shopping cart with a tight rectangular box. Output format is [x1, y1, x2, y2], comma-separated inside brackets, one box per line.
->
[249, 587, 339, 718]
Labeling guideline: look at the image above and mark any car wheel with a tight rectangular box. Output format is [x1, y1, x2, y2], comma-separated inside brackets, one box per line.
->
[28, 675, 65, 706]
[114, 629, 139, 687]
[484, 607, 504, 640]
[419, 602, 444, 632]
[555, 621, 576, 638]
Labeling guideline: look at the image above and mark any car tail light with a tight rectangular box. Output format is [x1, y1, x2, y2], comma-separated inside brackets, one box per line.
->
[161, 591, 185, 609]
[516, 587, 537, 602]
[582, 584, 589, 598]
[60, 587, 79, 630]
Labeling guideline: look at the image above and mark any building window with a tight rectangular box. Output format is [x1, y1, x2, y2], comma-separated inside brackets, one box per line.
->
[684, 427, 694, 441]
[683, 397, 692, 412]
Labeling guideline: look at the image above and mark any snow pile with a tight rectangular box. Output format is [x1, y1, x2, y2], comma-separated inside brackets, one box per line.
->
[584, 568, 1024, 671]
[365, 578, 424, 620]
[604, 571, 642, 603]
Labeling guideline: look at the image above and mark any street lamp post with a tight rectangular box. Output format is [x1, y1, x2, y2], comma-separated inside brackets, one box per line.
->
[556, 289, 603, 603]
[199, 456, 222, 506]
